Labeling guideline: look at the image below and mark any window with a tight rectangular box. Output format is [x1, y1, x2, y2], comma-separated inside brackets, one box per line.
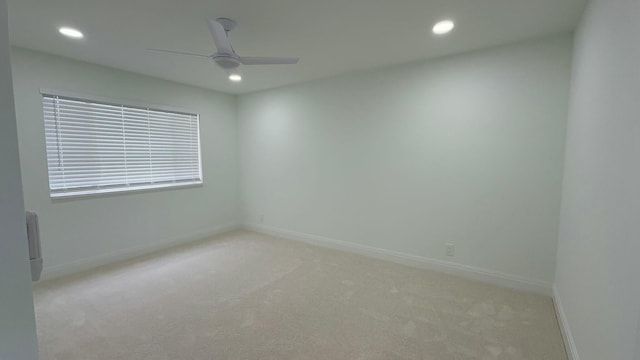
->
[42, 90, 202, 198]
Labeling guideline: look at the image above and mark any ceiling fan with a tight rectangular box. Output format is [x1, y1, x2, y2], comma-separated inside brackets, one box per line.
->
[150, 18, 299, 81]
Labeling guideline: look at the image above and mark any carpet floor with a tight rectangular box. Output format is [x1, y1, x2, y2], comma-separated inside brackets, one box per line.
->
[34, 230, 567, 360]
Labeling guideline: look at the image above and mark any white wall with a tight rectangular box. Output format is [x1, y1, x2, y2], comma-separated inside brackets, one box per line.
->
[0, 0, 39, 358]
[554, 0, 640, 359]
[239, 35, 572, 286]
[11, 48, 240, 277]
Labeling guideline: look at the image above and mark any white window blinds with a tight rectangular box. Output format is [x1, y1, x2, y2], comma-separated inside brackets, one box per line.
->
[42, 92, 202, 198]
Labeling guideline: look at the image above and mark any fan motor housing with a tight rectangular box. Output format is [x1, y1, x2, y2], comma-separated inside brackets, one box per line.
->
[213, 54, 241, 69]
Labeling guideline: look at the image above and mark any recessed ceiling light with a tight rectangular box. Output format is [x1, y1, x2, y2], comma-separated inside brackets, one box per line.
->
[432, 20, 455, 35]
[229, 73, 242, 82]
[59, 27, 84, 39]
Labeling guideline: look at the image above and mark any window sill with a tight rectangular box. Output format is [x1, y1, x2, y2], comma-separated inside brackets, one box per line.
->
[50, 181, 203, 201]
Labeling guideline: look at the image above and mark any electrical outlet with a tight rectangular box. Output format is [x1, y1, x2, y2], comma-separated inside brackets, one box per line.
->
[259, 214, 264, 223]
[445, 243, 455, 257]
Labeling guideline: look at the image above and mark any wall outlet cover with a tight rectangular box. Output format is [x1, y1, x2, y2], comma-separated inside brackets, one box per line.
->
[445, 243, 455, 257]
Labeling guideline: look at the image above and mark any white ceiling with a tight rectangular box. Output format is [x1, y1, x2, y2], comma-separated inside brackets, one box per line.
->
[8, 0, 586, 94]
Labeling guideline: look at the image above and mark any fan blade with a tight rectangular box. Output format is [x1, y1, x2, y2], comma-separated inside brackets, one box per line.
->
[148, 49, 212, 58]
[207, 19, 234, 54]
[239, 56, 300, 65]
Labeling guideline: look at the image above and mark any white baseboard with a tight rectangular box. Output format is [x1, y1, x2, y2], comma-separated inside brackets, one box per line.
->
[243, 223, 552, 296]
[39, 223, 240, 281]
[553, 285, 580, 360]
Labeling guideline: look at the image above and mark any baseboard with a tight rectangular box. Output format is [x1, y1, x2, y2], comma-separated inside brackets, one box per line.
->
[243, 223, 553, 296]
[39, 223, 241, 281]
[553, 285, 580, 360]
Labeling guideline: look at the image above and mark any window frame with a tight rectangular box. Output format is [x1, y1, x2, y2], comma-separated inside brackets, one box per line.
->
[40, 88, 204, 199]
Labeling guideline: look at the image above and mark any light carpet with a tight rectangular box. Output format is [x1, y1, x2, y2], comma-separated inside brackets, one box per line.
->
[34, 230, 567, 360]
